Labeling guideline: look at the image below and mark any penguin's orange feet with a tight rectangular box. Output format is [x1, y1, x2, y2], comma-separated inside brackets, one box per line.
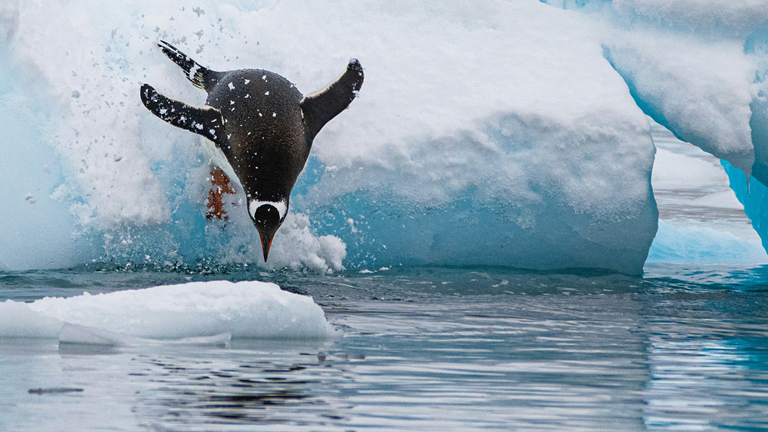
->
[206, 166, 236, 221]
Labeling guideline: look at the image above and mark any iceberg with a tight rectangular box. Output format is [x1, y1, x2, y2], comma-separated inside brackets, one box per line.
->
[20, 0, 768, 273]
[541, 0, 768, 178]
[541, 0, 768, 261]
[0, 280, 337, 341]
[0, 0, 662, 274]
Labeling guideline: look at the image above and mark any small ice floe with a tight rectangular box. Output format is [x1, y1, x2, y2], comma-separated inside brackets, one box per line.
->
[228, 82, 235, 90]
[0, 280, 337, 343]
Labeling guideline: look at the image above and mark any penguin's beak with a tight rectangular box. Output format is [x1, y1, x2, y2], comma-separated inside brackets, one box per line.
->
[251, 203, 282, 262]
[258, 230, 276, 262]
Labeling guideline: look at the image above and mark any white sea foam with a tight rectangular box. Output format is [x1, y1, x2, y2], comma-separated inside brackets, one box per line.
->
[0, 280, 337, 342]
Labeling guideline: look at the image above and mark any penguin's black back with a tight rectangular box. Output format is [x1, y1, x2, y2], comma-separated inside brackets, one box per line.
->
[206, 70, 309, 202]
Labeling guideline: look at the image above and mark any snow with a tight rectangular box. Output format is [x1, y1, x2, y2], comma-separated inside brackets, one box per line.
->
[0, 280, 337, 342]
[543, 0, 762, 177]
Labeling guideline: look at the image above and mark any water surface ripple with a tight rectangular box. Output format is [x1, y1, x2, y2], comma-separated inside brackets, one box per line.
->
[1, 265, 767, 430]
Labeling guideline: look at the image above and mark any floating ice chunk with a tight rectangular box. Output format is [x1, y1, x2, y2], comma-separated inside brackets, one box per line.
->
[0, 300, 62, 338]
[0, 281, 337, 340]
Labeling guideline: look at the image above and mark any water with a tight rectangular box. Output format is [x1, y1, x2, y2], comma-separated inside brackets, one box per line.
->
[1, 265, 767, 431]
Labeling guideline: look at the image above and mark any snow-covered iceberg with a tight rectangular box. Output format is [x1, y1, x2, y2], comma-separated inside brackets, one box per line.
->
[0, 280, 336, 342]
[541, 0, 768, 180]
[0, 0, 661, 274]
[541, 0, 768, 263]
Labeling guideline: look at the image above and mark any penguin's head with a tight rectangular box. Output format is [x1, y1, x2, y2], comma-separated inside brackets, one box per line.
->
[248, 199, 288, 262]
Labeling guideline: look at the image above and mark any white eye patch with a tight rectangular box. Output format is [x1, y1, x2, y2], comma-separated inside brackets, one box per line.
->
[249, 199, 288, 221]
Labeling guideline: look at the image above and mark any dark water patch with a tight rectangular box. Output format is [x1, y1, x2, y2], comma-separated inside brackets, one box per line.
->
[28, 388, 84, 395]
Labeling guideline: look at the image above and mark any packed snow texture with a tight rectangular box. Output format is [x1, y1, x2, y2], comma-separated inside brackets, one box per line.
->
[0, 281, 337, 342]
[0, 0, 659, 274]
[540, 0, 768, 191]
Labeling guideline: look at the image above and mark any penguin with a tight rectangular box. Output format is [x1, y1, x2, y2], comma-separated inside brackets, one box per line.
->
[140, 41, 364, 261]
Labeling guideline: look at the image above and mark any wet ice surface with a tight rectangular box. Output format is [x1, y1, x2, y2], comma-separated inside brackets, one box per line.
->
[1, 266, 768, 431]
[650, 120, 758, 241]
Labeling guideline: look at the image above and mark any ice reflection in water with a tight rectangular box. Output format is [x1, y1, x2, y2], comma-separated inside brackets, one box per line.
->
[0, 266, 767, 430]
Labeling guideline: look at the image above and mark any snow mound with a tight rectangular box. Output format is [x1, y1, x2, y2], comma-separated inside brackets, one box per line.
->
[0, 280, 337, 343]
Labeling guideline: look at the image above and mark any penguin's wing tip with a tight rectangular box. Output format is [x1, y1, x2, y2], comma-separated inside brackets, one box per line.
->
[301, 59, 365, 137]
[155, 40, 219, 91]
[139, 84, 158, 106]
[139, 85, 224, 145]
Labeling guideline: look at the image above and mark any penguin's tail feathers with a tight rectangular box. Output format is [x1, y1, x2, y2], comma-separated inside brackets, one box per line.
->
[158, 40, 220, 92]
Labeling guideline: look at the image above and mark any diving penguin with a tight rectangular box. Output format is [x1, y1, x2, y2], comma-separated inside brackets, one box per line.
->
[140, 41, 364, 261]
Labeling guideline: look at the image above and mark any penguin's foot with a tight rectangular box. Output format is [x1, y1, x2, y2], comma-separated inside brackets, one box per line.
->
[206, 166, 236, 221]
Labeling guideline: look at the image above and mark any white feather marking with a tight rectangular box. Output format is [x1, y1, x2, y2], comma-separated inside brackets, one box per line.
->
[249, 199, 288, 221]
[188, 64, 200, 81]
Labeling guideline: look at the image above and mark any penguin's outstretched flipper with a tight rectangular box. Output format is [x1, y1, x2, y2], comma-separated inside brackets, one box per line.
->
[140, 84, 224, 145]
[300, 59, 364, 138]
[158, 40, 222, 92]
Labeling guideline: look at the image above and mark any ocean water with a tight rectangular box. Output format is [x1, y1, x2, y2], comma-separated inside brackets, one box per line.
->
[1, 264, 767, 431]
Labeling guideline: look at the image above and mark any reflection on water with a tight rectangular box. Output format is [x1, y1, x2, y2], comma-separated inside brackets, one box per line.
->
[133, 348, 343, 428]
[1, 266, 768, 430]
